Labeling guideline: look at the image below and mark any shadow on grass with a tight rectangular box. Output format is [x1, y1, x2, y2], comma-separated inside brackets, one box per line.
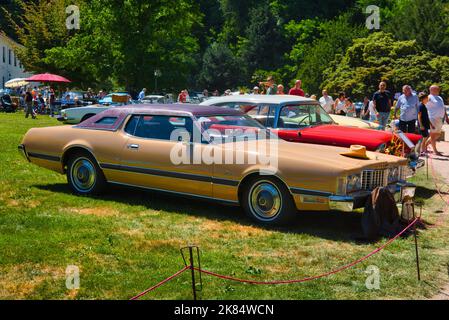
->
[36, 183, 365, 243]
[415, 185, 438, 200]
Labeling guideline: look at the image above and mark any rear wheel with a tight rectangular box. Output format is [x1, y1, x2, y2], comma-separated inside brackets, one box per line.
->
[67, 152, 106, 195]
[242, 176, 296, 225]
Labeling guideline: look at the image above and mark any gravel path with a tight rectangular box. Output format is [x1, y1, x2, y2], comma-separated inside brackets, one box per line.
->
[429, 125, 449, 300]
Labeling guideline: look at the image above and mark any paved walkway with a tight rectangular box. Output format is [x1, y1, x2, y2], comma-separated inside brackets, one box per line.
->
[429, 125, 449, 300]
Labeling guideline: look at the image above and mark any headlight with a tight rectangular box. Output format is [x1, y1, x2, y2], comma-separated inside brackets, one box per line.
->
[388, 167, 400, 183]
[346, 174, 362, 193]
[376, 143, 386, 153]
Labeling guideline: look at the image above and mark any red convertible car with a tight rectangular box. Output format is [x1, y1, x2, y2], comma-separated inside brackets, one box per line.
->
[201, 95, 422, 157]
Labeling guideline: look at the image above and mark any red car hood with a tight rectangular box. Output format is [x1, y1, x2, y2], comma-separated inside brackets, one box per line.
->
[275, 125, 421, 151]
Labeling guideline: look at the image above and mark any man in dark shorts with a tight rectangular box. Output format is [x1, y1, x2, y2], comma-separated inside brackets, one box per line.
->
[417, 92, 430, 155]
[372, 81, 392, 130]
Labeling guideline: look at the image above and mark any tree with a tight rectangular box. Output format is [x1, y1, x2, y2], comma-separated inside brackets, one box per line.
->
[384, 0, 449, 56]
[198, 42, 243, 90]
[321, 32, 449, 99]
[239, 5, 286, 79]
[291, 14, 367, 94]
[5, 0, 201, 92]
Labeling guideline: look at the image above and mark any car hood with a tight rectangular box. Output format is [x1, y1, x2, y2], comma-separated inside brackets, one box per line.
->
[222, 139, 407, 175]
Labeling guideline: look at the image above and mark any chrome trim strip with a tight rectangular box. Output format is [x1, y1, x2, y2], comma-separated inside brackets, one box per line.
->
[101, 163, 239, 187]
[290, 187, 333, 197]
[108, 180, 239, 205]
[27, 152, 61, 162]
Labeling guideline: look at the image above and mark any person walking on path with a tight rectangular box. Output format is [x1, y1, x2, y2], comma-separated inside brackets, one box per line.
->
[417, 92, 431, 155]
[288, 80, 305, 97]
[372, 81, 392, 130]
[138, 88, 147, 101]
[25, 89, 36, 119]
[361, 96, 370, 120]
[319, 90, 334, 114]
[49, 88, 57, 117]
[427, 85, 449, 155]
[394, 85, 419, 133]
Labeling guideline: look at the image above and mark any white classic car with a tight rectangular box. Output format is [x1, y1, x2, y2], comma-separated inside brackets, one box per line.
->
[57, 104, 111, 124]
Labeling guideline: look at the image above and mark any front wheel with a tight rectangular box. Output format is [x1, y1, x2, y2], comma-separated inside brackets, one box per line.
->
[242, 177, 296, 225]
[67, 153, 106, 195]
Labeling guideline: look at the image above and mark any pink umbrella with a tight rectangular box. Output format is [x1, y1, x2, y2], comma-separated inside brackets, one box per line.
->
[26, 73, 71, 83]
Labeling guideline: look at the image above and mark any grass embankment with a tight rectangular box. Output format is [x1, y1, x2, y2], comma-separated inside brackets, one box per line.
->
[0, 112, 448, 299]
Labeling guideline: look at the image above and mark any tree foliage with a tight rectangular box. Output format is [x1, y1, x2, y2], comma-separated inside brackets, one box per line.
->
[322, 32, 449, 99]
[1, 0, 448, 94]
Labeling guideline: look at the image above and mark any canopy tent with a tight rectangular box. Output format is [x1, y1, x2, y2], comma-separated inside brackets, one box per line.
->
[26, 73, 71, 83]
[4, 78, 29, 88]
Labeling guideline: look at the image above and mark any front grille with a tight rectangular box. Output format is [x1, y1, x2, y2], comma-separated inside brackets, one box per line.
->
[361, 169, 388, 191]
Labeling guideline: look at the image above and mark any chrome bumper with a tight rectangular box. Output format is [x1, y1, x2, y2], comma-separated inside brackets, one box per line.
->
[329, 182, 415, 212]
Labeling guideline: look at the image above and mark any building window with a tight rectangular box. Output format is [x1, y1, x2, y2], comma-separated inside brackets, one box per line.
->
[2, 47, 5, 63]
[14, 54, 17, 67]
[8, 49, 11, 65]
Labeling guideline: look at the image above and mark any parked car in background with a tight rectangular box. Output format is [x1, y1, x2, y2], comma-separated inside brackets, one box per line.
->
[58, 94, 139, 124]
[141, 95, 166, 104]
[98, 92, 132, 106]
[58, 104, 110, 124]
[0, 88, 13, 98]
[20, 104, 411, 225]
[200, 95, 422, 160]
[59, 91, 98, 108]
[331, 114, 381, 130]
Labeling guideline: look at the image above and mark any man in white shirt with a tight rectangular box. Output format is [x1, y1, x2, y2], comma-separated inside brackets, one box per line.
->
[319, 90, 334, 113]
[138, 88, 147, 101]
[427, 85, 449, 155]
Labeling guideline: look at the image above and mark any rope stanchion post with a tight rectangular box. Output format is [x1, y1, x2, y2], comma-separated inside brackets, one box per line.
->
[189, 246, 197, 301]
[181, 245, 202, 300]
[413, 220, 421, 281]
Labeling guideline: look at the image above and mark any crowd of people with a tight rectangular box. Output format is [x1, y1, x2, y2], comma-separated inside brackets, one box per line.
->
[5, 86, 110, 119]
[8, 75, 448, 156]
[197, 76, 449, 156]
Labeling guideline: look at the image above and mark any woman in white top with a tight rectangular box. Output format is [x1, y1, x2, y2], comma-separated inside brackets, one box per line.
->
[334, 92, 347, 116]
[368, 100, 377, 122]
[345, 98, 356, 117]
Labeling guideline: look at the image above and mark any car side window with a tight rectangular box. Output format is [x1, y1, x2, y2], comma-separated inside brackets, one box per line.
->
[129, 115, 194, 141]
[95, 117, 118, 125]
[247, 104, 275, 127]
[125, 115, 140, 135]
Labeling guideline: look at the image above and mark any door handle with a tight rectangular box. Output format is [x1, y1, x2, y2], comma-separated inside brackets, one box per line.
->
[127, 144, 140, 150]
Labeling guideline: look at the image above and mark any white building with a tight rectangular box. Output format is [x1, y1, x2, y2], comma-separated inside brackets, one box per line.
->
[0, 31, 32, 88]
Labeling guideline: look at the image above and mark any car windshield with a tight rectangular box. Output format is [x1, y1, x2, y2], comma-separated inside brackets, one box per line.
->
[279, 104, 334, 128]
[195, 115, 272, 144]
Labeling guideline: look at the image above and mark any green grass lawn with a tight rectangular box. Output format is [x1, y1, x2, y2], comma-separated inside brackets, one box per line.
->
[1, 112, 449, 300]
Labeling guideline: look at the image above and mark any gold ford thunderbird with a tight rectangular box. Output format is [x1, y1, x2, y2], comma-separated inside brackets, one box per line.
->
[19, 104, 411, 225]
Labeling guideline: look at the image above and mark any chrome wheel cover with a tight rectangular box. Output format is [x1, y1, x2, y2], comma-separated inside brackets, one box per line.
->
[249, 181, 282, 221]
[71, 158, 96, 192]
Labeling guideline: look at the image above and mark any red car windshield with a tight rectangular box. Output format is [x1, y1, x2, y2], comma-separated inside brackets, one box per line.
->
[279, 104, 334, 128]
[196, 115, 272, 143]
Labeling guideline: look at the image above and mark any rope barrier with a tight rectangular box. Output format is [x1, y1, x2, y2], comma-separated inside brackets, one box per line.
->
[127, 143, 449, 298]
[192, 218, 419, 285]
[130, 266, 189, 300]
